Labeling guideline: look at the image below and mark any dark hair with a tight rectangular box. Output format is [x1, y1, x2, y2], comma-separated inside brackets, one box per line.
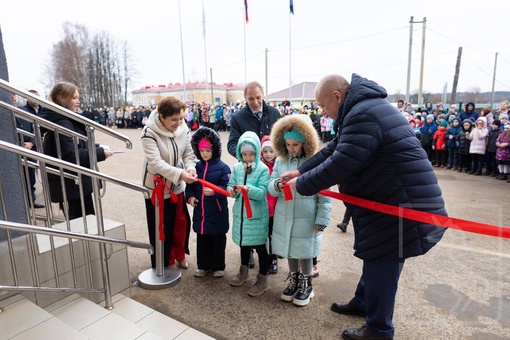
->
[157, 97, 186, 118]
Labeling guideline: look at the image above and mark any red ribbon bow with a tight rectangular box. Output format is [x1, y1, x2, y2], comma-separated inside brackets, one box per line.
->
[151, 176, 177, 241]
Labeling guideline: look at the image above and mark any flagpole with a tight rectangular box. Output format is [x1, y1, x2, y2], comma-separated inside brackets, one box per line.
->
[178, 0, 186, 102]
[288, 8, 292, 104]
[243, 3, 247, 83]
[202, 0, 209, 100]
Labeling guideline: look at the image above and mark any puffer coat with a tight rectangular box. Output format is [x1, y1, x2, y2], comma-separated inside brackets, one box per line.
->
[227, 131, 269, 246]
[467, 117, 488, 155]
[141, 109, 196, 198]
[296, 73, 447, 262]
[186, 127, 230, 235]
[268, 115, 332, 259]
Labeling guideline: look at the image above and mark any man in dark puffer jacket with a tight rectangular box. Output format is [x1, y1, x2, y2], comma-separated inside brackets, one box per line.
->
[282, 74, 447, 340]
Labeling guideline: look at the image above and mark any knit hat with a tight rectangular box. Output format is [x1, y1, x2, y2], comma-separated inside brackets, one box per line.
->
[426, 114, 434, 121]
[505, 123, 510, 129]
[440, 120, 448, 127]
[198, 138, 211, 150]
[500, 113, 509, 120]
[283, 129, 305, 143]
[438, 114, 446, 120]
[240, 142, 255, 153]
[493, 119, 501, 127]
[261, 139, 273, 151]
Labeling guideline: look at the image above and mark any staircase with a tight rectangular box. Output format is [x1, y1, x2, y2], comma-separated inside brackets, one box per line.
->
[0, 293, 213, 340]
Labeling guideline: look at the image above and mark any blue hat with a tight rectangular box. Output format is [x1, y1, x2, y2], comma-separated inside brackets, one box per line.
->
[283, 129, 305, 143]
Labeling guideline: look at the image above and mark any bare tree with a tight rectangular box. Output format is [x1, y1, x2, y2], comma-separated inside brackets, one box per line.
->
[44, 22, 135, 108]
[464, 87, 482, 104]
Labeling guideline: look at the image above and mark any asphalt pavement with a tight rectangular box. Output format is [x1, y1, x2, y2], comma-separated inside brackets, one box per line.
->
[96, 128, 510, 340]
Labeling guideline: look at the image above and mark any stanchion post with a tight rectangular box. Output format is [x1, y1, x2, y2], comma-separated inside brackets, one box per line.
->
[138, 177, 181, 289]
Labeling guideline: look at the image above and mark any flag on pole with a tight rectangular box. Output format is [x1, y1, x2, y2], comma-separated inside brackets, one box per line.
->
[290, 0, 294, 14]
[244, 0, 249, 23]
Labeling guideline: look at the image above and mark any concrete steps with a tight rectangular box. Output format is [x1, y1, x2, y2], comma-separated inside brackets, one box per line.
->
[0, 294, 214, 340]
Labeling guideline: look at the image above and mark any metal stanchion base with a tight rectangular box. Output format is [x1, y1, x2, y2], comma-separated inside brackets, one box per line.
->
[138, 267, 181, 290]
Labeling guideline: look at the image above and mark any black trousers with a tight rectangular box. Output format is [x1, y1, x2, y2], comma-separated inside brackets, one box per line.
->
[241, 244, 268, 275]
[145, 196, 190, 268]
[66, 194, 95, 220]
[196, 234, 226, 271]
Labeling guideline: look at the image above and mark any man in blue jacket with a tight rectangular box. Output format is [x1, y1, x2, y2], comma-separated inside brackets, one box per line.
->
[282, 74, 447, 340]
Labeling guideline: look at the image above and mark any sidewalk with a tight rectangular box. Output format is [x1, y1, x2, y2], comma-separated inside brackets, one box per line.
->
[97, 128, 510, 340]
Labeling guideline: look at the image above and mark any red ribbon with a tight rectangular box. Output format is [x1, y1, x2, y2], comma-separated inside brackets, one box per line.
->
[283, 183, 293, 201]
[240, 186, 253, 218]
[318, 189, 510, 240]
[151, 176, 177, 241]
[197, 178, 230, 196]
[197, 179, 253, 219]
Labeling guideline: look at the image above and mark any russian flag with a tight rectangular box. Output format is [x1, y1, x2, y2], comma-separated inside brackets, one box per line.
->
[244, 0, 249, 23]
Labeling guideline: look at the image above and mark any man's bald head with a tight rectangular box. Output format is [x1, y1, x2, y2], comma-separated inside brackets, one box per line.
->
[314, 75, 349, 121]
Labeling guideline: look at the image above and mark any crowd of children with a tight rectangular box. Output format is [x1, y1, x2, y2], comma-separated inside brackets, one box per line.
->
[407, 101, 510, 181]
[182, 115, 330, 307]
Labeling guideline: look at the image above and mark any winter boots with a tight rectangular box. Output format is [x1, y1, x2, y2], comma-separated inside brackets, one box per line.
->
[268, 255, 278, 274]
[292, 273, 314, 306]
[247, 274, 270, 297]
[281, 272, 299, 302]
[230, 265, 249, 287]
[281, 272, 314, 306]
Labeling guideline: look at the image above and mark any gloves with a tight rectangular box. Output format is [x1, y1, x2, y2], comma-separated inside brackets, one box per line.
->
[432, 144, 436, 150]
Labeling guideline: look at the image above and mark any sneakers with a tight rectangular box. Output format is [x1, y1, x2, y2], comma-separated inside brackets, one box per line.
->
[194, 269, 210, 277]
[177, 260, 188, 269]
[337, 221, 348, 232]
[213, 270, 225, 278]
[293, 273, 314, 306]
[268, 255, 278, 274]
[281, 272, 299, 302]
[230, 265, 249, 286]
[247, 274, 270, 297]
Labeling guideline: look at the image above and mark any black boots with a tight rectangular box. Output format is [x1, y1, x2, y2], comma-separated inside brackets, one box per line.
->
[268, 254, 278, 274]
[292, 273, 314, 306]
[281, 272, 299, 302]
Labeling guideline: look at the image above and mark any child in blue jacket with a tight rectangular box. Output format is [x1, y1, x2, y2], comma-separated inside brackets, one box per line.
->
[186, 127, 230, 278]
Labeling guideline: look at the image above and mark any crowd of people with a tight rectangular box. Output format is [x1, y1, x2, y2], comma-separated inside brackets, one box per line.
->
[19, 74, 507, 340]
[398, 99, 510, 181]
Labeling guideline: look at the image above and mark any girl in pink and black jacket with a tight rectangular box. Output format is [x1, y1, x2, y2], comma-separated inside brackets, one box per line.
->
[186, 127, 231, 278]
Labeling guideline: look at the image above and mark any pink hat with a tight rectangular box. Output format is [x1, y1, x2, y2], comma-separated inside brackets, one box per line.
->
[261, 139, 273, 151]
[198, 138, 211, 150]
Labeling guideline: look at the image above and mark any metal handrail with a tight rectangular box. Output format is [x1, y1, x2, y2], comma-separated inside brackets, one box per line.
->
[0, 141, 150, 198]
[0, 220, 153, 254]
[0, 78, 133, 149]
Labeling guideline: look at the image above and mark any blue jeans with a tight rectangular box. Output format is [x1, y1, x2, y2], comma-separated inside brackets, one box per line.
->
[350, 258, 405, 339]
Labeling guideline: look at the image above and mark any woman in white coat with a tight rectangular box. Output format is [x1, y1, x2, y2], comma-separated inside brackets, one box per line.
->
[141, 97, 197, 269]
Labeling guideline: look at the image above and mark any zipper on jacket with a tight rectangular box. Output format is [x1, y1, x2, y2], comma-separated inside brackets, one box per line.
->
[239, 171, 248, 246]
[200, 160, 209, 234]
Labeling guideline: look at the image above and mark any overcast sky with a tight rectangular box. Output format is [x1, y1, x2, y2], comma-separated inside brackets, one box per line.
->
[2, 0, 509, 102]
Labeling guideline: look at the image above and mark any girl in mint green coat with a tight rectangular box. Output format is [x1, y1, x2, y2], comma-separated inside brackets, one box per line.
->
[227, 131, 270, 297]
[268, 115, 332, 307]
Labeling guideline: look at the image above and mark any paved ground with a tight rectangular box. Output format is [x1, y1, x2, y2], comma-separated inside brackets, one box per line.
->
[96, 128, 510, 340]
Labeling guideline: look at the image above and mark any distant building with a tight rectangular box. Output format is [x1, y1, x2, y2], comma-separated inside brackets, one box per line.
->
[266, 82, 318, 107]
[131, 82, 244, 106]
